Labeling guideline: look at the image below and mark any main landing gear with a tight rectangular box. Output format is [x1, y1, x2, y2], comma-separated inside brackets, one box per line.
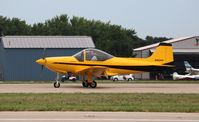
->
[82, 80, 97, 88]
[81, 71, 97, 88]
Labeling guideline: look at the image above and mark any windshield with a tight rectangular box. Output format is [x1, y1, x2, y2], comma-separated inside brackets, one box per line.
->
[73, 50, 84, 61]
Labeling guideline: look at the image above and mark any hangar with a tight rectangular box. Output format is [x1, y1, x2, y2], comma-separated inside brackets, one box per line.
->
[0, 36, 95, 81]
[133, 36, 199, 80]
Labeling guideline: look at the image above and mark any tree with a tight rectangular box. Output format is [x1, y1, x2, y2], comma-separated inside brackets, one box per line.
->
[145, 36, 172, 44]
[0, 15, 172, 57]
[0, 16, 31, 35]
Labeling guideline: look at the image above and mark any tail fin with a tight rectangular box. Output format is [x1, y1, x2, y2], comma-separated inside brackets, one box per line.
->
[184, 61, 192, 71]
[147, 43, 174, 64]
[172, 72, 179, 80]
[173, 72, 178, 76]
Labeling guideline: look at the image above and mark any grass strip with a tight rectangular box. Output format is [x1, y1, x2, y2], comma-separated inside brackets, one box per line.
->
[0, 93, 199, 112]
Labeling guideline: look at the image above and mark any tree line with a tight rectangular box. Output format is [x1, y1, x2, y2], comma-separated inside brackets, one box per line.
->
[0, 15, 171, 57]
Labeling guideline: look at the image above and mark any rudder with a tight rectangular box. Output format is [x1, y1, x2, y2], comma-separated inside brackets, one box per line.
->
[147, 43, 174, 64]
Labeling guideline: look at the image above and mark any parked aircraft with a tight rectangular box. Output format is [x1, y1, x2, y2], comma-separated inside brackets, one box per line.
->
[173, 72, 199, 80]
[36, 43, 174, 88]
[184, 61, 199, 75]
[173, 61, 199, 80]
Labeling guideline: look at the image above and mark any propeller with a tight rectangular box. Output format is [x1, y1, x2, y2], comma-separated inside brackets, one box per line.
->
[41, 64, 44, 72]
[35, 48, 47, 80]
[36, 48, 47, 72]
[42, 48, 46, 59]
[41, 48, 46, 71]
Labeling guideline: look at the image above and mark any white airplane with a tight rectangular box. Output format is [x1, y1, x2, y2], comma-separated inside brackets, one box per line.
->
[173, 61, 199, 80]
[172, 72, 197, 80]
[184, 61, 199, 75]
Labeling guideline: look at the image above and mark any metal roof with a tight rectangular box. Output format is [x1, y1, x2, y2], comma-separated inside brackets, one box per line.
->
[1, 36, 95, 48]
[134, 36, 197, 51]
[150, 48, 199, 53]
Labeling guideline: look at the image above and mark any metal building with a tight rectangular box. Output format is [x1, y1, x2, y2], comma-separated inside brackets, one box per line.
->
[0, 36, 95, 81]
[133, 36, 199, 80]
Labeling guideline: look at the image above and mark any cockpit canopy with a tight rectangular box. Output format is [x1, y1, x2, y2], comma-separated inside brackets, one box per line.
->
[74, 48, 114, 61]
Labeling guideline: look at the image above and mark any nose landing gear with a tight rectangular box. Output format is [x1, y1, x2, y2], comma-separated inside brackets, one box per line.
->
[54, 81, 60, 88]
[54, 73, 60, 88]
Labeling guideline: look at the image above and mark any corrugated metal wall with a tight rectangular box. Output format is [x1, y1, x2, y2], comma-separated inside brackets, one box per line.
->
[3, 48, 83, 81]
[0, 39, 5, 80]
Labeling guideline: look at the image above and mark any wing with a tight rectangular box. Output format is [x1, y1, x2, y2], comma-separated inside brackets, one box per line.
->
[188, 68, 199, 75]
[74, 66, 107, 77]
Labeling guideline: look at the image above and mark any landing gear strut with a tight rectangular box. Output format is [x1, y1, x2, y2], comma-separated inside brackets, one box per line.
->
[81, 71, 98, 88]
[54, 73, 60, 88]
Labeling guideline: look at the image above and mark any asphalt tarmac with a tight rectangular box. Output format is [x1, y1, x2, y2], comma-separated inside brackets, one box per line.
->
[0, 112, 198, 122]
[0, 84, 198, 122]
[0, 83, 199, 93]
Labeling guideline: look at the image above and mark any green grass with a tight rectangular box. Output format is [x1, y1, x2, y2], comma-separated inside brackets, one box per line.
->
[0, 93, 199, 112]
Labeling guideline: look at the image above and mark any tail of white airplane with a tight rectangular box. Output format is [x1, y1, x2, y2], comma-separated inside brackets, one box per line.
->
[172, 72, 179, 80]
[184, 61, 192, 71]
[173, 72, 178, 76]
[184, 61, 199, 74]
[146, 43, 174, 65]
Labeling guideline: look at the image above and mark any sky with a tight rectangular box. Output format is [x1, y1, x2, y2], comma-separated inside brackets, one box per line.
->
[1, 0, 199, 39]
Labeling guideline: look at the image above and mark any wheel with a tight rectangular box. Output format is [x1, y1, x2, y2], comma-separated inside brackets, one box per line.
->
[82, 80, 89, 88]
[127, 78, 132, 81]
[90, 80, 97, 88]
[54, 81, 60, 88]
[113, 78, 118, 81]
[61, 78, 65, 82]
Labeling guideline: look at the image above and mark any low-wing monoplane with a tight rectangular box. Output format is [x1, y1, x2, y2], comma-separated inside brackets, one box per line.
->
[172, 72, 198, 80]
[184, 61, 199, 75]
[173, 61, 199, 80]
[36, 43, 174, 88]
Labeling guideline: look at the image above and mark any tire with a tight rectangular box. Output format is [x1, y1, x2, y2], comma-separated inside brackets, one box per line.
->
[90, 81, 97, 88]
[54, 82, 60, 88]
[82, 80, 89, 88]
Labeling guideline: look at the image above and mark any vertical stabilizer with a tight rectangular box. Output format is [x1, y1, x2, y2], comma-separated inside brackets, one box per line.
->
[184, 61, 192, 71]
[147, 43, 174, 64]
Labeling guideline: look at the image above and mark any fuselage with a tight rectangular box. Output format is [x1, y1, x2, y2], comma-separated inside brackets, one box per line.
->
[36, 55, 168, 76]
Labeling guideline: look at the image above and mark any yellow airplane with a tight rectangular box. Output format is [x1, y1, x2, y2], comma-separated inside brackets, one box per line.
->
[36, 43, 174, 88]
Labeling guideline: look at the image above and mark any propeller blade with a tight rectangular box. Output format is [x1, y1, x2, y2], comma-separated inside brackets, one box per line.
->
[42, 48, 46, 59]
[41, 48, 46, 72]
[41, 65, 44, 71]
